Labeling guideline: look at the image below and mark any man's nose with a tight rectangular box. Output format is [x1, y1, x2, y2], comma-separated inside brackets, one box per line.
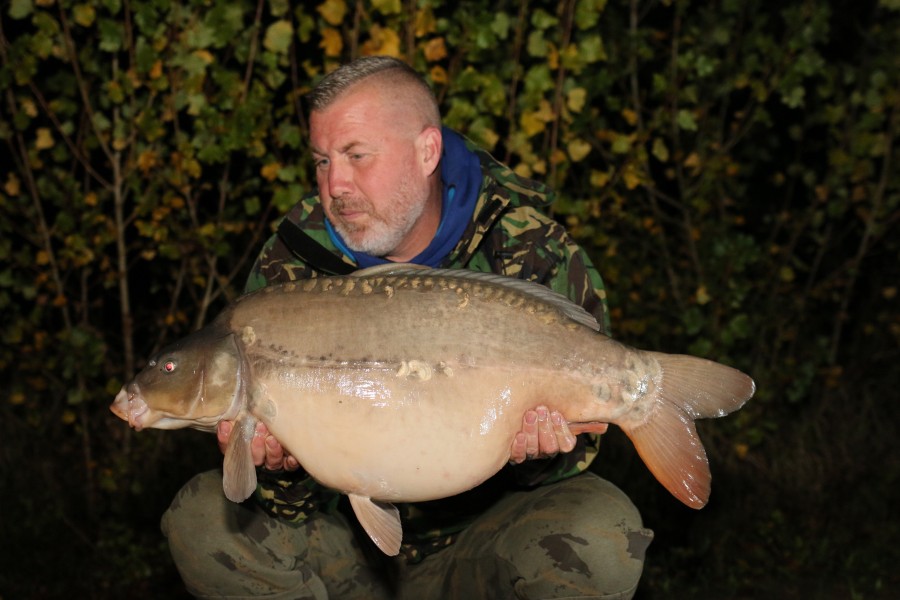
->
[327, 160, 353, 196]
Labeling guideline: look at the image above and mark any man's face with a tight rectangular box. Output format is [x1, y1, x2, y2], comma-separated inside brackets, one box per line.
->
[310, 86, 439, 260]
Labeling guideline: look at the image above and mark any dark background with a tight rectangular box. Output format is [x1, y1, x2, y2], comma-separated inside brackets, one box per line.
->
[2, 0, 898, 598]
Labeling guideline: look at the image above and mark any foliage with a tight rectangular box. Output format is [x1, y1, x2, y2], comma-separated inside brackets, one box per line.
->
[1, 0, 898, 597]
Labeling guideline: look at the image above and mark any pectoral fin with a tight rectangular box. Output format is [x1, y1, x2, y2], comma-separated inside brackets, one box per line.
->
[347, 493, 402, 556]
[222, 414, 258, 502]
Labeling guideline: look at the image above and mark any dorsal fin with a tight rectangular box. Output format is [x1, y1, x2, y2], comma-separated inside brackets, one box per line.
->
[353, 264, 601, 332]
[351, 263, 429, 277]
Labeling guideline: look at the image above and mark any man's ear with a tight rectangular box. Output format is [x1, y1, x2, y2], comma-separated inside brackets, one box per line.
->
[417, 126, 443, 177]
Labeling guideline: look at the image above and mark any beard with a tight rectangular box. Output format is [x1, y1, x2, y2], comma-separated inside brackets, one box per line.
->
[329, 176, 428, 257]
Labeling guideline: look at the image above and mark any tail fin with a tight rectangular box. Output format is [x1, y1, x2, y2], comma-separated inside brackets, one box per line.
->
[619, 353, 755, 509]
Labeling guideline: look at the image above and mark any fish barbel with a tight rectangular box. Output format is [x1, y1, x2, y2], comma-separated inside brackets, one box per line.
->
[111, 265, 755, 555]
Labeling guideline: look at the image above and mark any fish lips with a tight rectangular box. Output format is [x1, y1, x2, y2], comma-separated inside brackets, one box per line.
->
[110, 383, 150, 431]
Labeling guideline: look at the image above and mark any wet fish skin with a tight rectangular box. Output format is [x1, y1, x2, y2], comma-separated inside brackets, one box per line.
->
[111, 266, 755, 556]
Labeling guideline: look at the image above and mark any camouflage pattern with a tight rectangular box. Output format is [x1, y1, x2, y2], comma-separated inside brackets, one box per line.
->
[163, 470, 652, 599]
[243, 132, 614, 564]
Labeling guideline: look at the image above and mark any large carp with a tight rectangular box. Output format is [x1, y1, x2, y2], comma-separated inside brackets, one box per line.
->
[111, 265, 754, 555]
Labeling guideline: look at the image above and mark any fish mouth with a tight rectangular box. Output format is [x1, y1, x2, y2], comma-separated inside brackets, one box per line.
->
[110, 384, 150, 431]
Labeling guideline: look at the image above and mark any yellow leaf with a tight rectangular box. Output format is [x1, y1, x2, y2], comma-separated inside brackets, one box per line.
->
[696, 285, 710, 305]
[264, 20, 294, 54]
[513, 163, 533, 179]
[182, 157, 202, 179]
[21, 97, 38, 117]
[194, 49, 214, 65]
[62, 409, 77, 425]
[622, 166, 641, 190]
[149, 60, 163, 80]
[430, 65, 448, 85]
[261, 162, 282, 181]
[10, 391, 26, 406]
[550, 148, 567, 165]
[423, 37, 447, 62]
[35, 127, 54, 150]
[317, 0, 347, 26]
[4, 173, 21, 196]
[73, 4, 96, 27]
[567, 138, 591, 162]
[361, 25, 401, 57]
[320, 27, 343, 57]
[590, 169, 610, 188]
[683, 152, 701, 169]
[567, 87, 587, 113]
[520, 100, 555, 136]
[371, 0, 401, 14]
[415, 9, 437, 37]
[138, 150, 158, 174]
[84, 192, 98, 206]
[520, 111, 546, 137]
[621, 108, 638, 126]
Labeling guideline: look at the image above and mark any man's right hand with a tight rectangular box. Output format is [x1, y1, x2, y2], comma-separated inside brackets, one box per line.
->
[217, 421, 301, 472]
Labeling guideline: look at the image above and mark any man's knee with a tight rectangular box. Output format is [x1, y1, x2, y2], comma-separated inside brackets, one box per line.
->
[502, 474, 653, 599]
[161, 470, 234, 549]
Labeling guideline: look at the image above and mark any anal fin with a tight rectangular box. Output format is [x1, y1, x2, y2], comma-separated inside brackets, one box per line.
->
[348, 493, 402, 556]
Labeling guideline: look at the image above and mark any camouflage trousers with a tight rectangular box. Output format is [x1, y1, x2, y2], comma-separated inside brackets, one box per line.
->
[161, 470, 652, 600]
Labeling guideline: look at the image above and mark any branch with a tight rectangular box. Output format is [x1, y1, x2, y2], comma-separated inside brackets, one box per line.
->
[548, 0, 577, 189]
[58, 5, 115, 165]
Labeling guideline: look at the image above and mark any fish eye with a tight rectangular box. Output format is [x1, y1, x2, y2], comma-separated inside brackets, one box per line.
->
[163, 360, 177, 373]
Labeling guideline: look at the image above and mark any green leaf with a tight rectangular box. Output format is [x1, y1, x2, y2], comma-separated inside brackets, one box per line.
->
[579, 34, 606, 63]
[263, 20, 293, 54]
[652, 138, 670, 162]
[73, 4, 96, 27]
[99, 18, 124, 52]
[676, 109, 698, 131]
[269, 0, 290, 17]
[530, 8, 558, 29]
[491, 12, 511, 39]
[575, 0, 606, 30]
[8, 0, 33, 20]
[371, 0, 401, 14]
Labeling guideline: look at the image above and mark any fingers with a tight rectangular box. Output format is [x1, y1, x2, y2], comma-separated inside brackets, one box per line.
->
[510, 432, 528, 464]
[553, 412, 577, 453]
[216, 420, 300, 472]
[536, 407, 559, 456]
[216, 420, 232, 455]
[509, 406, 578, 464]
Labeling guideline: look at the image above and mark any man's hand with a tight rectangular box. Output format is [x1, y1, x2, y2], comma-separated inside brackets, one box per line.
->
[217, 421, 300, 472]
[509, 406, 598, 464]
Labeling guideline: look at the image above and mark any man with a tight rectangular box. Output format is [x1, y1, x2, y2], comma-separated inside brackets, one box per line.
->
[162, 56, 652, 599]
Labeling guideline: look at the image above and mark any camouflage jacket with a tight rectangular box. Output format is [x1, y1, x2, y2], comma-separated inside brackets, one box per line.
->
[245, 134, 610, 563]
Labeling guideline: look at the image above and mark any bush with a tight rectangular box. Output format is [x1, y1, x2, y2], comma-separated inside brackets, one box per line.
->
[2, 0, 898, 596]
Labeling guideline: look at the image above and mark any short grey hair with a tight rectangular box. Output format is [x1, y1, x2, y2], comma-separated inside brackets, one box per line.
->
[307, 56, 441, 127]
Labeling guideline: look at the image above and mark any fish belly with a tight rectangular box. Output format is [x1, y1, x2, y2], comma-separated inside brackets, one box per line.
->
[255, 365, 593, 502]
